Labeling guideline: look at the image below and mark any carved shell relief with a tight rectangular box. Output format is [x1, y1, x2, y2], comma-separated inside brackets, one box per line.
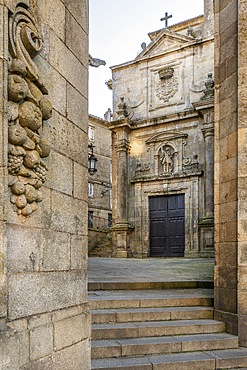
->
[8, 5, 52, 217]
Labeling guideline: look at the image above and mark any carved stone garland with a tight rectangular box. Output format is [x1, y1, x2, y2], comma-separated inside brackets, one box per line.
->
[8, 5, 52, 217]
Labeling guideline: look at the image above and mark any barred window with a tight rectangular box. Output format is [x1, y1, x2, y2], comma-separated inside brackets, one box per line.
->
[88, 183, 94, 197]
[88, 126, 95, 141]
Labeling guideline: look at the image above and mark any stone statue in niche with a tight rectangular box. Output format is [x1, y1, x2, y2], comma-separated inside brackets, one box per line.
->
[8, 5, 52, 217]
[160, 145, 175, 173]
[201, 73, 214, 100]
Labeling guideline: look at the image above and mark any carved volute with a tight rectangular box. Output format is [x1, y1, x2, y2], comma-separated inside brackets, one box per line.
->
[8, 5, 52, 217]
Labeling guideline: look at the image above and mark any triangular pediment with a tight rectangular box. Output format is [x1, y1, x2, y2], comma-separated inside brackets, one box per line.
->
[136, 30, 193, 60]
[146, 131, 188, 144]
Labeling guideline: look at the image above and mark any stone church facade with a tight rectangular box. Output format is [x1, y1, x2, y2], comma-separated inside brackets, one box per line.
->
[110, 5, 215, 258]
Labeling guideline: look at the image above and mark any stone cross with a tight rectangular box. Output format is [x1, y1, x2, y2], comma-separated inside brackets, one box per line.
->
[160, 12, 173, 29]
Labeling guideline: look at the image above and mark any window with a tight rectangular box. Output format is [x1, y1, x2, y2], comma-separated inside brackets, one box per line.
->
[108, 213, 112, 228]
[88, 183, 94, 197]
[109, 189, 112, 209]
[88, 126, 95, 141]
[110, 161, 112, 183]
[88, 211, 93, 228]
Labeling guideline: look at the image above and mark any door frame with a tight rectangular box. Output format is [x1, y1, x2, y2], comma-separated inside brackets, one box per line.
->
[132, 176, 202, 258]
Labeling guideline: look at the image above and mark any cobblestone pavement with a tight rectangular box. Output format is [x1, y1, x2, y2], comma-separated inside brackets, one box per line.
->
[88, 258, 214, 283]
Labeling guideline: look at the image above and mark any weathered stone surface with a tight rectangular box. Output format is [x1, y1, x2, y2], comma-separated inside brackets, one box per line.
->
[63, 0, 88, 32]
[21, 339, 91, 370]
[30, 324, 53, 361]
[67, 83, 88, 132]
[73, 162, 88, 201]
[54, 312, 90, 350]
[7, 225, 41, 273]
[41, 230, 71, 271]
[36, 59, 66, 115]
[65, 10, 88, 67]
[51, 191, 87, 235]
[0, 329, 20, 370]
[18, 330, 29, 367]
[43, 110, 87, 166]
[8, 271, 87, 320]
[37, 0, 66, 41]
[46, 151, 73, 195]
[49, 32, 87, 97]
[70, 234, 88, 270]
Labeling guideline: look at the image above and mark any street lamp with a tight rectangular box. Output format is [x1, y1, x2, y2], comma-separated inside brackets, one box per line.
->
[88, 143, 98, 175]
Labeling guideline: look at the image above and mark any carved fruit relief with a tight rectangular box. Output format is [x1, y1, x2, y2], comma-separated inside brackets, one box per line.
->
[8, 5, 52, 217]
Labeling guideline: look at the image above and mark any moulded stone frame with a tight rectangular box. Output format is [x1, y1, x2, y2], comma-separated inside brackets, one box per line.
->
[131, 176, 201, 258]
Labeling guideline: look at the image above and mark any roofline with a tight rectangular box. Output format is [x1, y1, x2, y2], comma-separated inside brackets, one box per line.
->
[148, 15, 204, 40]
[88, 114, 108, 126]
[170, 14, 204, 31]
[110, 36, 214, 71]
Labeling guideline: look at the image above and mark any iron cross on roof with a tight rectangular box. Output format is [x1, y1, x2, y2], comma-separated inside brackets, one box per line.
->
[160, 12, 173, 29]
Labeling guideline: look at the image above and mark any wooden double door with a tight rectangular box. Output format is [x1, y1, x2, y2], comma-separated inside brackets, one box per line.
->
[149, 194, 185, 257]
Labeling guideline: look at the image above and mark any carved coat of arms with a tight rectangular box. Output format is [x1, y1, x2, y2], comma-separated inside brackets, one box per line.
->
[156, 67, 178, 102]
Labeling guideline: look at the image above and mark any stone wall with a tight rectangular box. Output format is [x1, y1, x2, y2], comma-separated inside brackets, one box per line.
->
[0, 0, 91, 368]
[88, 114, 112, 253]
[214, 0, 247, 346]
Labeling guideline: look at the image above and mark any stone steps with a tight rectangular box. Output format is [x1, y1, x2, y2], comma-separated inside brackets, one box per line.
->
[89, 286, 247, 369]
[91, 348, 247, 369]
[89, 288, 214, 310]
[92, 319, 225, 340]
[89, 248, 113, 258]
[92, 333, 238, 359]
[91, 306, 214, 324]
[89, 280, 213, 291]
[88, 235, 113, 258]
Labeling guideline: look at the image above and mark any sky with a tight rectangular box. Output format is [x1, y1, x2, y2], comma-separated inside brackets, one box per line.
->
[89, 0, 204, 118]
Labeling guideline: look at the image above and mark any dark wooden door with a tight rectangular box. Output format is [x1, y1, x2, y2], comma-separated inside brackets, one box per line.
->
[149, 194, 185, 257]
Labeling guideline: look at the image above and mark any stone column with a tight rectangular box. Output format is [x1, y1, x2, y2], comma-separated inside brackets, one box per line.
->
[115, 137, 130, 226]
[110, 119, 133, 258]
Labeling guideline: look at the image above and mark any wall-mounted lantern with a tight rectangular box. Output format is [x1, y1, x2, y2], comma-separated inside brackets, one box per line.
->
[88, 143, 98, 175]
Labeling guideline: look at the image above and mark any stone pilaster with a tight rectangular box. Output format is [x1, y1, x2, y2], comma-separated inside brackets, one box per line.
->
[193, 99, 214, 256]
[204, 0, 214, 37]
[110, 118, 133, 258]
[214, 0, 239, 340]
[202, 116, 214, 221]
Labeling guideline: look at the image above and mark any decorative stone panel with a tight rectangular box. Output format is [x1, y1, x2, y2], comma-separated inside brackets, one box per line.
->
[8, 5, 52, 217]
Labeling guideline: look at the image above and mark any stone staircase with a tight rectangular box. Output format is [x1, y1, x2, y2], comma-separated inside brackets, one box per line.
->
[89, 281, 247, 370]
[89, 232, 113, 258]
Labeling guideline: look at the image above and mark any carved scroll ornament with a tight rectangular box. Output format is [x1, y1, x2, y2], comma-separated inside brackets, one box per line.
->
[8, 5, 52, 217]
